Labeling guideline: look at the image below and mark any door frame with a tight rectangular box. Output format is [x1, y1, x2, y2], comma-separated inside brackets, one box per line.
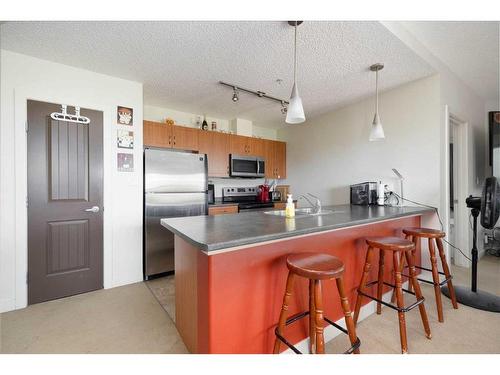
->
[14, 89, 112, 309]
[442, 105, 470, 268]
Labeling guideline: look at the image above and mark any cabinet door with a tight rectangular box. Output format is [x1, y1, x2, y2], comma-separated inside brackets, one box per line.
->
[263, 140, 276, 178]
[172, 125, 199, 151]
[274, 141, 287, 179]
[144, 121, 172, 148]
[199, 131, 230, 177]
[250, 138, 266, 158]
[229, 134, 251, 155]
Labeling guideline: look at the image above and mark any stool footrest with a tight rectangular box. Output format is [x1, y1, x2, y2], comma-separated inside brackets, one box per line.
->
[402, 265, 453, 286]
[359, 280, 425, 313]
[274, 311, 361, 355]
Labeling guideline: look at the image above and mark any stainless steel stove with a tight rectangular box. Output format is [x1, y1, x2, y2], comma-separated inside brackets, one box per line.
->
[222, 187, 274, 211]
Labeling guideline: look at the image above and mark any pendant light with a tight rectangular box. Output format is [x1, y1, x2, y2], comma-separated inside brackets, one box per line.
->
[369, 63, 385, 141]
[285, 21, 305, 124]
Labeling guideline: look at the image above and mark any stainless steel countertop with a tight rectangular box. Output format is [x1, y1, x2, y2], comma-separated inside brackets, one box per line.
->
[161, 204, 434, 253]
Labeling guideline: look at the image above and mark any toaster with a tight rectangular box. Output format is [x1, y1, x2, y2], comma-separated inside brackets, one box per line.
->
[350, 182, 378, 205]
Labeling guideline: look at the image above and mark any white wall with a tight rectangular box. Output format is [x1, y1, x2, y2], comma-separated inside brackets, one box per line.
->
[0, 50, 144, 312]
[278, 75, 441, 209]
[278, 76, 442, 274]
[144, 104, 277, 140]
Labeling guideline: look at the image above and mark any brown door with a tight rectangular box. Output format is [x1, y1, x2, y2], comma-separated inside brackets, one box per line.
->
[27, 100, 104, 305]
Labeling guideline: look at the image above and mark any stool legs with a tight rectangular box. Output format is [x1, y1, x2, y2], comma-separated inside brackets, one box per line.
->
[336, 277, 360, 354]
[405, 249, 432, 339]
[393, 251, 408, 353]
[376, 248, 385, 314]
[313, 280, 325, 354]
[428, 238, 444, 322]
[273, 272, 295, 354]
[354, 246, 374, 324]
[436, 238, 458, 310]
[308, 280, 316, 354]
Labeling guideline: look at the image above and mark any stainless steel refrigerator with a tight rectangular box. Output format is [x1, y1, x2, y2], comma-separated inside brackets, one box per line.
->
[144, 148, 208, 279]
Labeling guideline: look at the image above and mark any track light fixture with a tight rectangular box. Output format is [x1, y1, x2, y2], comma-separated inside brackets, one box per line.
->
[219, 81, 289, 115]
[232, 87, 239, 102]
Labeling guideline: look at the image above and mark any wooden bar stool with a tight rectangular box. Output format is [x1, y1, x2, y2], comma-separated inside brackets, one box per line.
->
[399, 227, 459, 322]
[353, 237, 431, 354]
[273, 253, 361, 354]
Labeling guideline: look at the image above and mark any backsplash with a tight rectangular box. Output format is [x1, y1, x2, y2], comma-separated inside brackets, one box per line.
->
[209, 177, 267, 198]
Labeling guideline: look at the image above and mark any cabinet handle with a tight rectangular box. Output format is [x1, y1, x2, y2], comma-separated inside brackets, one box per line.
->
[168, 136, 172, 145]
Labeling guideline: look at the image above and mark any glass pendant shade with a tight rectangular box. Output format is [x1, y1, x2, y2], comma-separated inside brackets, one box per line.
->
[369, 112, 385, 141]
[285, 21, 305, 124]
[285, 83, 305, 124]
[369, 63, 385, 141]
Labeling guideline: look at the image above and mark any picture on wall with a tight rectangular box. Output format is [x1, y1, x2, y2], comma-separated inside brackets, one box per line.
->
[117, 152, 134, 172]
[117, 106, 133, 125]
[117, 129, 134, 149]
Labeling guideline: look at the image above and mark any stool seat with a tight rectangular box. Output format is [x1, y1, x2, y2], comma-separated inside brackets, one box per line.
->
[402, 227, 445, 239]
[365, 236, 415, 252]
[287, 253, 344, 280]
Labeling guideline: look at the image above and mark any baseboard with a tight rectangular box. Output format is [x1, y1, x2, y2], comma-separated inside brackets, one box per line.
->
[283, 281, 409, 354]
[0, 298, 16, 313]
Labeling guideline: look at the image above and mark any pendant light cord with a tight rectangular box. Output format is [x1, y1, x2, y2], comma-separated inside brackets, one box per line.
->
[375, 69, 379, 115]
[294, 22, 297, 84]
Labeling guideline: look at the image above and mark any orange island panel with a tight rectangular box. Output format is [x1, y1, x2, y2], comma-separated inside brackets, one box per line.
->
[174, 215, 422, 354]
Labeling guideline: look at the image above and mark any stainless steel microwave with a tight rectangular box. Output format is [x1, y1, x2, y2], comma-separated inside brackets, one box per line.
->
[229, 154, 265, 178]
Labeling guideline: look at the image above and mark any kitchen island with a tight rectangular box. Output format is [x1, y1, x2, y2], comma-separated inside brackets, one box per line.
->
[161, 204, 434, 354]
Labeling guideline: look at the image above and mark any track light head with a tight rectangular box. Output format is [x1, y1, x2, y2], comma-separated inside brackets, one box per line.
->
[232, 87, 239, 102]
[281, 101, 288, 115]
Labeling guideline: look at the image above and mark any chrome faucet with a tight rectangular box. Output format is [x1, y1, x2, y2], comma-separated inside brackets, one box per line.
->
[299, 193, 322, 214]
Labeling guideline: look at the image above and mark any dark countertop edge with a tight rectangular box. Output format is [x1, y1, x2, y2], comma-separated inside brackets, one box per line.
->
[161, 207, 434, 254]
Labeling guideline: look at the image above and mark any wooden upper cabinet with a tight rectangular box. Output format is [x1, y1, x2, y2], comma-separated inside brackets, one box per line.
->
[143, 120, 286, 178]
[144, 121, 198, 151]
[229, 134, 252, 156]
[263, 140, 275, 179]
[172, 125, 199, 151]
[144, 121, 172, 148]
[199, 131, 230, 177]
[274, 141, 287, 179]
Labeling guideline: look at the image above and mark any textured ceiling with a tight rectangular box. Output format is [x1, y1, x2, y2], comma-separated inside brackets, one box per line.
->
[401, 21, 499, 103]
[1, 21, 435, 128]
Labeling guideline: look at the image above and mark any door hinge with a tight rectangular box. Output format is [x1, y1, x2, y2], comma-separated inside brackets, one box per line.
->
[26, 272, 29, 284]
[25, 121, 29, 133]
[26, 196, 29, 208]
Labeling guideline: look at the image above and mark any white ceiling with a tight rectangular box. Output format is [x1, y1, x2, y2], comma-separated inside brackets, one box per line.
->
[401, 21, 499, 103]
[0, 21, 436, 128]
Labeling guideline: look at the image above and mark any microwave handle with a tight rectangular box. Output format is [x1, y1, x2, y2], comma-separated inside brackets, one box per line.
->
[257, 159, 260, 175]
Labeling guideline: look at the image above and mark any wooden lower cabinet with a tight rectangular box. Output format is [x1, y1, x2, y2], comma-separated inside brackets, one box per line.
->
[199, 131, 230, 177]
[208, 205, 239, 216]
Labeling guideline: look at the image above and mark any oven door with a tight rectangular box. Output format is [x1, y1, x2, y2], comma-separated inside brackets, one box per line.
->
[230, 154, 265, 177]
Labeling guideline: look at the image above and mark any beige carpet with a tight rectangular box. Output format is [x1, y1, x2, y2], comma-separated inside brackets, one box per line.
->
[1, 255, 498, 354]
[0, 282, 188, 354]
[326, 254, 500, 354]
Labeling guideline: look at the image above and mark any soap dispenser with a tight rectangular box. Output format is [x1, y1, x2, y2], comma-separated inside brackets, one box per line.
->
[285, 194, 295, 218]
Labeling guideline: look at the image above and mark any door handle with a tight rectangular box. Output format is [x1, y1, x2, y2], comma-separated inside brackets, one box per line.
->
[84, 206, 100, 213]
